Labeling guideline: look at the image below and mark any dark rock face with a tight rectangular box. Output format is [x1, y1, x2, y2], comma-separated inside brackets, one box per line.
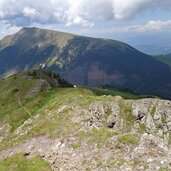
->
[137, 112, 145, 121]
[1, 27, 171, 99]
[25, 69, 73, 88]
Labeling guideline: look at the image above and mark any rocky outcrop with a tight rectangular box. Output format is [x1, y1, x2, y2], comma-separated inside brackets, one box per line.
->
[87, 101, 121, 129]
[132, 99, 171, 143]
[26, 69, 73, 88]
[26, 80, 51, 98]
[0, 97, 171, 171]
[86, 98, 171, 143]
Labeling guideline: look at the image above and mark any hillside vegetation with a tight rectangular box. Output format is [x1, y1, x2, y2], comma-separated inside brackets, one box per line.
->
[0, 70, 72, 131]
[0, 70, 149, 133]
[0, 153, 51, 171]
[0, 71, 171, 171]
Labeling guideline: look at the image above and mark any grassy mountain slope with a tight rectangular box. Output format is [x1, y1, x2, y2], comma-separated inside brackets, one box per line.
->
[0, 27, 74, 77]
[0, 70, 72, 131]
[0, 70, 150, 133]
[0, 71, 150, 152]
[0, 27, 171, 99]
[0, 71, 170, 171]
[0, 27, 74, 50]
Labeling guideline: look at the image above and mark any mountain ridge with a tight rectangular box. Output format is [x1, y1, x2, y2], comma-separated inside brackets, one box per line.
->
[0, 71, 170, 170]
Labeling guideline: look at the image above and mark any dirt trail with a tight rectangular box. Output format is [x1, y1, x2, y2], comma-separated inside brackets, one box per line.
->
[16, 92, 33, 118]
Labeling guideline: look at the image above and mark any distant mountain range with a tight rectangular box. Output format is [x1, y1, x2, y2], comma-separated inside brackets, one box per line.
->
[121, 34, 171, 55]
[0, 27, 171, 99]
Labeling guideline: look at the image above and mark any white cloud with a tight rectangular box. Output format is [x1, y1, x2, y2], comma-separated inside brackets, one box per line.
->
[121, 20, 171, 32]
[146, 20, 171, 31]
[0, 0, 171, 27]
[23, 7, 39, 18]
[112, 0, 152, 19]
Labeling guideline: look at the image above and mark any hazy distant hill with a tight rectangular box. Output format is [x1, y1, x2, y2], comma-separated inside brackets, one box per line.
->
[122, 34, 171, 55]
[154, 54, 171, 69]
[0, 27, 171, 99]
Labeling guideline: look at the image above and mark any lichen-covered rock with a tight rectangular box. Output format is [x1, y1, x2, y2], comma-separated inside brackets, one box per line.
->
[132, 99, 171, 143]
[87, 101, 105, 128]
[107, 102, 121, 130]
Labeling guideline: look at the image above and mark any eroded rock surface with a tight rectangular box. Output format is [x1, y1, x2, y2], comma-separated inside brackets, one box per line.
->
[0, 97, 171, 171]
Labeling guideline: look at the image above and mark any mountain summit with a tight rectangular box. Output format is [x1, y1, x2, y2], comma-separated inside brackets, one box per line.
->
[0, 27, 171, 99]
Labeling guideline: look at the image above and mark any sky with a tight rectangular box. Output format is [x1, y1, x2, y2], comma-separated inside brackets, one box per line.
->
[0, 0, 171, 42]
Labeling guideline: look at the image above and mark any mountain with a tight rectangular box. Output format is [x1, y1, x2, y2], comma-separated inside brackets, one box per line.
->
[0, 71, 171, 170]
[0, 27, 171, 99]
